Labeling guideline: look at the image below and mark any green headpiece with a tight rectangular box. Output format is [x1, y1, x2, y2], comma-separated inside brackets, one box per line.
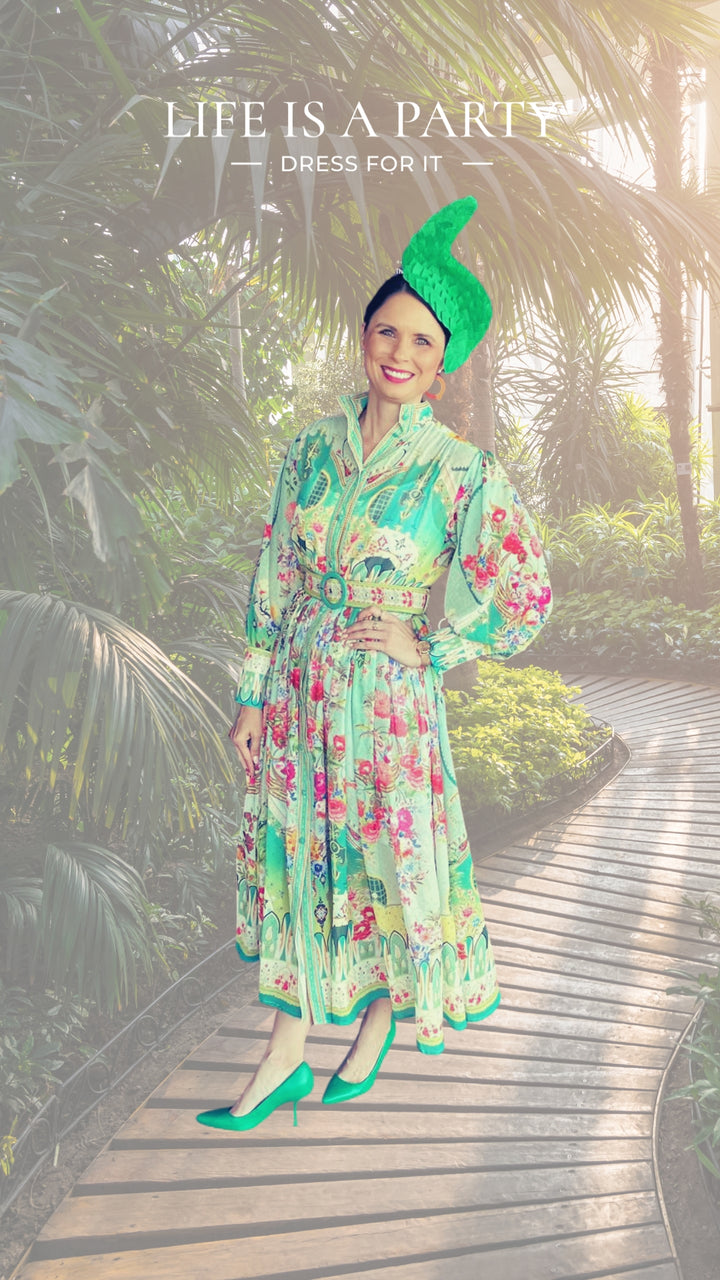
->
[401, 195, 492, 374]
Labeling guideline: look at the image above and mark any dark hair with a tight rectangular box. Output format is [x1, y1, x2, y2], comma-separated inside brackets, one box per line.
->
[363, 274, 451, 347]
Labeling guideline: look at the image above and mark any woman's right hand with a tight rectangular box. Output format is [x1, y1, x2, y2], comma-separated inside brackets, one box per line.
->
[229, 704, 263, 783]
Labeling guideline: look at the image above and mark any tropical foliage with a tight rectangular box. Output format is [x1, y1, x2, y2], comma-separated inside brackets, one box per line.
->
[667, 895, 720, 1181]
[529, 588, 720, 671]
[447, 665, 609, 818]
[538, 491, 720, 600]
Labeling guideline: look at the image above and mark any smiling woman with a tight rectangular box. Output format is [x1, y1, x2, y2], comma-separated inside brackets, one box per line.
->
[361, 288, 448, 429]
[195, 197, 553, 1134]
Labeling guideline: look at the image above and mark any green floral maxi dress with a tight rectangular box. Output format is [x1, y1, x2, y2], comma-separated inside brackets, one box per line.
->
[234, 391, 553, 1054]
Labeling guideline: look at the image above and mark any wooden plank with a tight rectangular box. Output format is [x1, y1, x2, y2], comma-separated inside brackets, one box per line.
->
[153, 1068, 658, 1116]
[111, 1103, 654, 1145]
[221, 997, 685, 1044]
[493, 959, 692, 1018]
[78, 1136, 653, 1188]
[467, 978, 690, 1032]
[18, 1197, 669, 1280]
[180, 1039, 662, 1090]
[197, 1026, 670, 1069]
[553, 815, 720, 847]
[482, 877, 714, 949]
[491, 848, 720, 898]
[520, 833, 720, 871]
[37, 1165, 657, 1245]
[490, 911, 715, 976]
[318, 1247, 679, 1280]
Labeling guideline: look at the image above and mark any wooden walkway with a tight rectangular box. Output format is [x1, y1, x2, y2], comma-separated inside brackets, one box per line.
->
[13, 672, 720, 1280]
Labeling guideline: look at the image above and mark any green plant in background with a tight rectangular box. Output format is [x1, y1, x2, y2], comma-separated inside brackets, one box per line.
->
[538, 486, 720, 604]
[666, 894, 720, 1180]
[0, 982, 93, 1137]
[446, 664, 608, 817]
[531, 588, 720, 670]
[493, 307, 636, 518]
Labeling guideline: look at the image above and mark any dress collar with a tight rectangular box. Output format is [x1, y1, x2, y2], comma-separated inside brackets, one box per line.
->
[338, 391, 434, 467]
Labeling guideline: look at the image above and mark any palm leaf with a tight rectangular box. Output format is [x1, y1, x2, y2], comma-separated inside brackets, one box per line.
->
[40, 841, 156, 1011]
[0, 591, 235, 843]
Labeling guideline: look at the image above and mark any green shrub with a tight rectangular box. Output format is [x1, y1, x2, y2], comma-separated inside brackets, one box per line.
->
[531, 588, 720, 669]
[666, 895, 720, 1180]
[540, 495, 720, 602]
[0, 981, 92, 1135]
[446, 664, 608, 816]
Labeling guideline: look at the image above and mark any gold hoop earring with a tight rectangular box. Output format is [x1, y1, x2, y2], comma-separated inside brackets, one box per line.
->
[425, 373, 446, 401]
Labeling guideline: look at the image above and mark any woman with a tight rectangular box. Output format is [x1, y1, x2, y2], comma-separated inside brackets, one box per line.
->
[197, 196, 553, 1132]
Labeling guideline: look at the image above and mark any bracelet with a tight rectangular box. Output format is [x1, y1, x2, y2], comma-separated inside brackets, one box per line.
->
[415, 639, 431, 668]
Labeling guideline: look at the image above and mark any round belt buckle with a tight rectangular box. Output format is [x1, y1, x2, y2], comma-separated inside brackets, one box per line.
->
[319, 569, 347, 607]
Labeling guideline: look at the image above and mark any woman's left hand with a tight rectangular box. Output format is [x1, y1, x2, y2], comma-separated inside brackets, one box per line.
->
[342, 607, 424, 667]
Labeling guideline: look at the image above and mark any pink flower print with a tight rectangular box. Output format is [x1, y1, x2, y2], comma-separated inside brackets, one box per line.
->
[374, 691, 392, 718]
[333, 734, 346, 754]
[290, 666, 301, 690]
[502, 530, 525, 556]
[389, 713, 408, 736]
[271, 724, 287, 749]
[314, 772, 327, 801]
[430, 770, 444, 795]
[256, 886, 265, 921]
[417, 713, 428, 733]
[473, 566, 490, 589]
[530, 534, 543, 557]
[357, 759, 373, 778]
[539, 585, 552, 608]
[317, 555, 327, 572]
[398, 757, 424, 788]
[328, 795, 347, 822]
[376, 759, 394, 792]
[461, 553, 478, 573]
[352, 904, 376, 941]
[285, 500, 297, 521]
[396, 807, 414, 835]
[361, 814, 382, 841]
[312, 521, 324, 533]
[491, 507, 506, 524]
[310, 679, 324, 701]
[263, 522, 273, 539]
[285, 760, 296, 787]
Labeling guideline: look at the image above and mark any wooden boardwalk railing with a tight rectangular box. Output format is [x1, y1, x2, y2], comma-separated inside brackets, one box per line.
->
[12, 672, 720, 1280]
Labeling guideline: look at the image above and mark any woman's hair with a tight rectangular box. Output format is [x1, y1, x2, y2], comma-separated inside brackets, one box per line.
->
[363, 274, 451, 348]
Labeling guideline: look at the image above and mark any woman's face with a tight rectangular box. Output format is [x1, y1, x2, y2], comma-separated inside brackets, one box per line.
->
[361, 291, 446, 408]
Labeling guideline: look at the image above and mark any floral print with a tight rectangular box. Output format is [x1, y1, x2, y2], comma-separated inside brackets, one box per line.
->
[234, 391, 553, 1053]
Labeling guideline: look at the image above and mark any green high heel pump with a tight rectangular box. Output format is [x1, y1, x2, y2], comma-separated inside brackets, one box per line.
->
[196, 1061, 314, 1131]
[322, 1015, 396, 1105]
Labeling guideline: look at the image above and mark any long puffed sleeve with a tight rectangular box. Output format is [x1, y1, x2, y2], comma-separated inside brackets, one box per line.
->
[234, 431, 304, 707]
[424, 448, 553, 676]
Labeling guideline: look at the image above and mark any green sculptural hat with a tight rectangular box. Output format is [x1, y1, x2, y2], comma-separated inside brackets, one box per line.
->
[401, 195, 492, 374]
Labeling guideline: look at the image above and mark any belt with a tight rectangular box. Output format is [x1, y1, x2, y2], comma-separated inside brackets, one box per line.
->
[301, 566, 429, 614]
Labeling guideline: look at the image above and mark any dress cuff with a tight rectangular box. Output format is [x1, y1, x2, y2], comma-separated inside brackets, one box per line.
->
[425, 629, 492, 676]
[234, 645, 271, 706]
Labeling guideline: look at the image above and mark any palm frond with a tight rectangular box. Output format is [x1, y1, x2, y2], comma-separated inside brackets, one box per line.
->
[0, 591, 235, 842]
[40, 841, 156, 1011]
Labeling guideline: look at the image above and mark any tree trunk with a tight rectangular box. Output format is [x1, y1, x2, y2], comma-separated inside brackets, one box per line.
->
[649, 37, 706, 607]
